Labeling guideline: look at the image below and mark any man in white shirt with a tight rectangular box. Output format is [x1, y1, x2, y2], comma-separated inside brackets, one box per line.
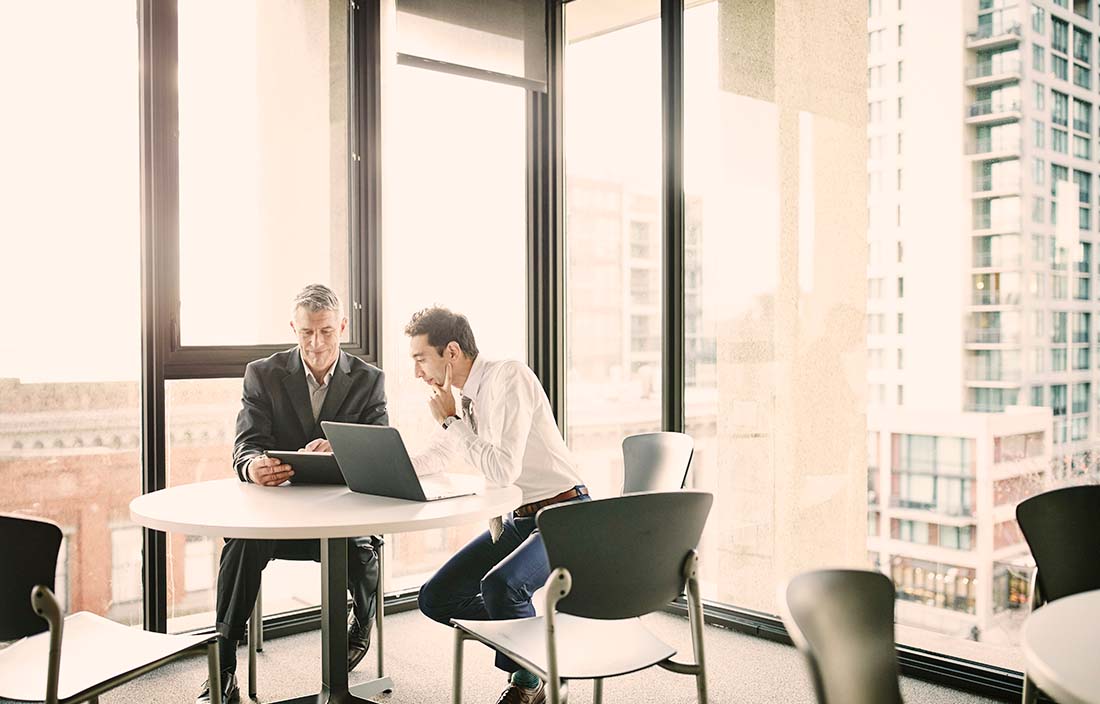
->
[406, 307, 587, 704]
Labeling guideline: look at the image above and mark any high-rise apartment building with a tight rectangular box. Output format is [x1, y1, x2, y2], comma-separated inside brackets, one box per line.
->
[867, 0, 1099, 648]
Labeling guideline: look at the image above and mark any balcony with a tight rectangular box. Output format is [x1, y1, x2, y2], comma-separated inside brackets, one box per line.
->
[965, 368, 1023, 383]
[971, 290, 1021, 305]
[972, 250, 1022, 268]
[890, 496, 974, 518]
[965, 59, 1022, 87]
[966, 99, 1022, 125]
[972, 175, 1020, 196]
[965, 327, 1020, 344]
[966, 137, 1021, 158]
[966, 21, 1021, 49]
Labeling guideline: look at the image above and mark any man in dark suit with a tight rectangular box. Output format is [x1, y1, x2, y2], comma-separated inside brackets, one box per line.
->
[196, 284, 387, 704]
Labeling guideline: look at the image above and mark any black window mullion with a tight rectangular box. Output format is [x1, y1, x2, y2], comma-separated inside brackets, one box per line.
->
[661, 0, 685, 433]
[138, 0, 178, 634]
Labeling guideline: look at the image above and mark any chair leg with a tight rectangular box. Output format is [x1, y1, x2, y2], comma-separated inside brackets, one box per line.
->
[1022, 674, 1038, 704]
[207, 640, 223, 704]
[685, 554, 708, 704]
[248, 593, 260, 699]
[452, 628, 466, 704]
[256, 586, 263, 651]
[376, 537, 386, 679]
[593, 678, 603, 704]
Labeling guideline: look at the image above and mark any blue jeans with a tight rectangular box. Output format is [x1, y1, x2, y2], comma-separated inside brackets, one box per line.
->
[418, 494, 590, 672]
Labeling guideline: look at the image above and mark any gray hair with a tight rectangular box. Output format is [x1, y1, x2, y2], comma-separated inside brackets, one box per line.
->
[293, 284, 342, 316]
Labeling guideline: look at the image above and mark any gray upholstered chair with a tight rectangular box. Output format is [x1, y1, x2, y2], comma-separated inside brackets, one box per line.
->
[780, 569, 904, 704]
[451, 490, 713, 704]
[1016, 484, 1100, 704]
[621, 431, 694, 494]
[0, 514, 222, 704]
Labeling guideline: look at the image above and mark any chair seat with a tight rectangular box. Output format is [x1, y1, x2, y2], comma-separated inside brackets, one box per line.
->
[453, 614, 676, 680]
[0, 611, 210, 702]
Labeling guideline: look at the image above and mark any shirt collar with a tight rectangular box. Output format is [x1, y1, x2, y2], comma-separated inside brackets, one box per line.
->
[459, 355, 486, 400]
[300, 349, 337, 388]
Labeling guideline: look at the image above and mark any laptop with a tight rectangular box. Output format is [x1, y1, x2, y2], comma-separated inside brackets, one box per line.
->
[321, 421, 482, 501]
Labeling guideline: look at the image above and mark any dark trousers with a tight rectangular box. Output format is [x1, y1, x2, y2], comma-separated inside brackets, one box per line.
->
[215, 535, 379, 671]
[418, 499, 589, 674]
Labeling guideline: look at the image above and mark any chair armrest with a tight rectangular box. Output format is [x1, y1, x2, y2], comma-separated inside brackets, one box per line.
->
[30, 585, 64, 704]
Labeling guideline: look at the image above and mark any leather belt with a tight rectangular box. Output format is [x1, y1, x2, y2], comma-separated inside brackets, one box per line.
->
[513, 485, 589, 518]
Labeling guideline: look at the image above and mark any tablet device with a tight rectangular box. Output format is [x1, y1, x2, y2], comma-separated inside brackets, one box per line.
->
[265, 451, 346, 486]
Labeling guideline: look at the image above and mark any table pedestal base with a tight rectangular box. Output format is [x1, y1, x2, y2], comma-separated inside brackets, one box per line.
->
[270, 675, 394, 704]
[270, 539, 394, 704]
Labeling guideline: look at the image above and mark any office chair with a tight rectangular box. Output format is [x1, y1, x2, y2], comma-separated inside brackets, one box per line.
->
[1016, 484, 1100, 704]
[0, 513, 222, 704]
[451, 490, 713, 704]
[621, 431, 694, 494]
[780, 569, 904, 704]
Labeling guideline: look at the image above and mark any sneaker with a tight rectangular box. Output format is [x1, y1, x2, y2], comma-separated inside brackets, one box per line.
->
[494, 680, 545, 704]
[195, 670, 240, 704]
[347, 612, 371, 672]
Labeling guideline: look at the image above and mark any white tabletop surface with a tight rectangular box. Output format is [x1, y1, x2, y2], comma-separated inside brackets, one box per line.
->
[1022, 589, 1100, 704]
[130, 478, 522, 540]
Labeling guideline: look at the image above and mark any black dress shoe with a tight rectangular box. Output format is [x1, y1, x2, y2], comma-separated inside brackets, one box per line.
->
[195, 670, 240, 704]
[348, 613, 372, 672]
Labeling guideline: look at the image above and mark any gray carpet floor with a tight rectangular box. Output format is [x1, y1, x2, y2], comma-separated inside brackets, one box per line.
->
[85, 610, 999, 704]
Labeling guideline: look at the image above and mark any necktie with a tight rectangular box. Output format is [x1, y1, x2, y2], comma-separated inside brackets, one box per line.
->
[464, 396, 505, 543]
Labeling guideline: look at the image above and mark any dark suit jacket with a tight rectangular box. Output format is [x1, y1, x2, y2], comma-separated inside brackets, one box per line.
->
[232, 347, 388, 482]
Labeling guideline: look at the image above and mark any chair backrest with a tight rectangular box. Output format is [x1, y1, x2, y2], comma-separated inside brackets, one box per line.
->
[0, 513, 63, 640]
[1016, 485, 1100, 603]
[783, 569, 903, 704]
[536, 491, 712, 620]
[621, 432, 694, 494]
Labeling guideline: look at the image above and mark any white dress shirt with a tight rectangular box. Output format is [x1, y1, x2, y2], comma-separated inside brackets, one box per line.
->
[412, 356, 584, 505]
[301, 350, 337, 422]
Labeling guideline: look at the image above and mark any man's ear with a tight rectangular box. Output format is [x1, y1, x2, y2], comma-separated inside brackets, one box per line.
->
[447, 341, 462, 360]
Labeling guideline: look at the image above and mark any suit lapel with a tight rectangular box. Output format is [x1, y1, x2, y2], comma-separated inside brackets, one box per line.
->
[318, 351, 352, 423]
[283, 350, 316, 438]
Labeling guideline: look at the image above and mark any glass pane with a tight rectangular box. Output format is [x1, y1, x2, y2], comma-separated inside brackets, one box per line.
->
[381, 65, 527, 591]
[0, 1, 142, 624]
[177, 0, 350, 346]
[395, 0, 546, 83]
[564, 0, 662, 500]
[164, 378, 326, 632]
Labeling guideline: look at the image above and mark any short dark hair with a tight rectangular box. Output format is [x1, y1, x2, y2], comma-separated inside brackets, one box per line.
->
[404, 307, 479, 359]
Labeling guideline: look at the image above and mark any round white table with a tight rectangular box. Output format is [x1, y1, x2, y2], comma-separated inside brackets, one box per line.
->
[131, 478, 521, 704]
[1022, 589, 1100, 704]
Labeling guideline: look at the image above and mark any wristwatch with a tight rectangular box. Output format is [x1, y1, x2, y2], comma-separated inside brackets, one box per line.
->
[441, 414, 461, 430]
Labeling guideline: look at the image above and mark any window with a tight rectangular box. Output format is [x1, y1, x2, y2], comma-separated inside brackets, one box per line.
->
[869, 64, 884, 90]
[896, 96, 903, 120]
[1073, 63, 1091, 88]
[1034, 81, 1045, 110]
[1031, 385, 1044, 406]
[1033, 156, 1046, 185]
[868, 0, 881, 17]
[1073, 26, 1091, 63]
[1033, 44, 1045, 71]
[1052, 90, 1069, 126]
[869, 100, 883, 124]
[1052, 127, 1069, 153]
[897, 277, 904, 298]
[1052, 17, 1069, 54]
[1053, 54, 1069, 80]
[567, 1, 662, 501]
[1074, 135, 1091, 158]
[1073, 97, 1091, 133]
[176, 0, 351, 347]
[383, 63, 528, 589]
[869, 28, 884, 54]
[1033, 120, 1045, 149]
[897, 60, 903, 83]
[896, 23, 903, 46]
[0, 1, 143, 626]
[1032, 5, 1045, 32]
